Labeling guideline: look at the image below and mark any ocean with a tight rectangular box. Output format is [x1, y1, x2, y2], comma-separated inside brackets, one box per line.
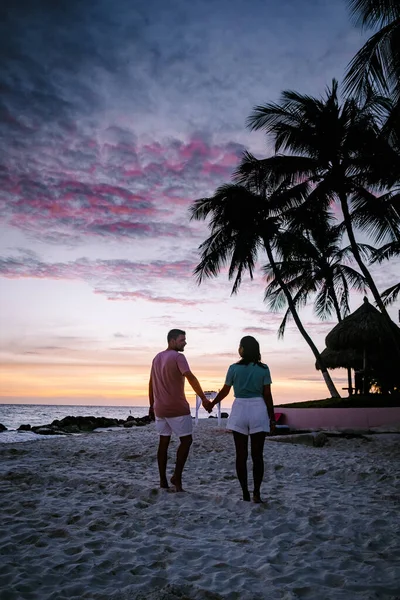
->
[0, 403, 219, 443]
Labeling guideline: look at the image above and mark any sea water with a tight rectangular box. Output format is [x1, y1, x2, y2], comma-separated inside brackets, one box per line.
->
[0, 403, 218, 443]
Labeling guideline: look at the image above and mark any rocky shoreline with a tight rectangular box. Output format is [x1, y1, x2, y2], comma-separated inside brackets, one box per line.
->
[0, 414, 152, 435]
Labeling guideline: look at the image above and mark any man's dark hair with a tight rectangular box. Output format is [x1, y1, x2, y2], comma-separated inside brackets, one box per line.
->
[237, 335, 267, 368]
[167, 329, 186, 342]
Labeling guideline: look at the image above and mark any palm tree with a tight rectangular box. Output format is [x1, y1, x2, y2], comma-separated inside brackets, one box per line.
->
[344, 1, 400, 102]
[344, 1, 400, 151]
[241, 80, 400, 323]
[190, 183, 341, 398]
[263, 226, 370, 334]
[263, 220, 370, 393]
[370, 238, 400, 305]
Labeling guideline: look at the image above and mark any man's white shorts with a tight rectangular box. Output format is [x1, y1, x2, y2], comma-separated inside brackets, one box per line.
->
[227, 397, 270, 435]
[155, 414, 193, 437]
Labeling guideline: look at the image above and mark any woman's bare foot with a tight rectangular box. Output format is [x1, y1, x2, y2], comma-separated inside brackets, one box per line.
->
[252, 492, 264, 504]
[170, 474, 185, 492]
[160, 478, 169, 489]
[242, 490, 251, 502]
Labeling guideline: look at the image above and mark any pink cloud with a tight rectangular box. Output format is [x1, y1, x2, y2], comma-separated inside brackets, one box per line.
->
[1, 123, 245, 244]
[0, 254, 198, 289]
[95, 289, 210, 305]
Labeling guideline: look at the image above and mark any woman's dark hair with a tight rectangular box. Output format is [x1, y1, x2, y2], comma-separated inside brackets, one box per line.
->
[237, 336, 266, 368]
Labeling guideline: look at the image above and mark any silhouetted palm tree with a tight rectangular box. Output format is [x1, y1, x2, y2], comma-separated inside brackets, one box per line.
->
[370, 238, 400, 305]
[263, 220, 370, 394]
[241, 80, 400, 322]
[263, 225, 369, 335]
[344, 0, 400, 101]
[190, 183, 341, 398]
[344, 1, 400, 150]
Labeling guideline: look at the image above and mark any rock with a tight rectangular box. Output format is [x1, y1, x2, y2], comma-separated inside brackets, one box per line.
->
[32, 426, 66, 435]
[50, 416, 121, 432]
[0, 423, 7, 432]
[313, 432, 328, 447]
[221, 412, 229, 419]
[124, 416, 151, 427]
[25, 414, 152, 435]
[269, 432, 328, 447]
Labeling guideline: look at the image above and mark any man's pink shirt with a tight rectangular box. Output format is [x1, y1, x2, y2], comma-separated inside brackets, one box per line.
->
[151, 349, 191, 418]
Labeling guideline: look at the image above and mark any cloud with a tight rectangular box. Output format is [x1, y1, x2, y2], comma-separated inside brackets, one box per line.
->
[0, 252, 196, 281]
[243, 326, 277, 334]
[1, 0, 363, 253]
[96, 289, 211, 305]
[0, 127, 245, 245]
[0, 251, 214, 303]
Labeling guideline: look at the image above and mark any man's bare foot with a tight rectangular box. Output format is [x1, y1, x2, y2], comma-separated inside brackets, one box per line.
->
[252, 492, 264, 504]
[170, 474, 185, 492]
[242, 490, 251, 502]
[160, 479, 169, 489]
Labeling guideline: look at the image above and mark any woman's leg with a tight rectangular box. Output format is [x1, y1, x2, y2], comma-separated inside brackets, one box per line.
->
[233, 431, 250, 501]
[250, 431, 266, 503]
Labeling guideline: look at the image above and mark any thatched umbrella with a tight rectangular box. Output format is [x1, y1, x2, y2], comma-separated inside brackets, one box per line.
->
[325, 297, 400, 352]
[323, 297, 400, 393]
[315, 348, 365, 394]
[316, 347, 363, 371]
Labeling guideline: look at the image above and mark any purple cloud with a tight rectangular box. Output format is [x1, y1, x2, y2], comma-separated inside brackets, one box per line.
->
[0, 251, 217, 305]
[0, 120, 245, 245]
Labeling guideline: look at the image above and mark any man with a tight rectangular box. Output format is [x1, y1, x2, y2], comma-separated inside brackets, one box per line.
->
[149, 329, 211, 492]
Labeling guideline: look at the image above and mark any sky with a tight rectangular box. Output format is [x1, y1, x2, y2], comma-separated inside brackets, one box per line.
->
[1, 0, 399, 408]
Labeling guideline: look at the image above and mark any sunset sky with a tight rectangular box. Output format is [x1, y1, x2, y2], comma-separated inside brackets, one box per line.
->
[1, 0, 398, 408]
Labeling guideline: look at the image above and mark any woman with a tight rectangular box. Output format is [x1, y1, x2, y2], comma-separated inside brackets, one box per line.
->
[210, 336, 276, 503]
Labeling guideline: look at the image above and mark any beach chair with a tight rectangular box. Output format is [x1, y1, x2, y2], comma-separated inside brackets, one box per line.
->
[274, 412, 290, 434]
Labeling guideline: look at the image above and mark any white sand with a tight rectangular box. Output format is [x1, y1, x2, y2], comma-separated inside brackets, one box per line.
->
[1, 420, 400, 600]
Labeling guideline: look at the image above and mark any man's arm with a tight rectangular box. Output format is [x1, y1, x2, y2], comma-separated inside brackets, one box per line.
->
[148, 374, 155, 420]
[184, 371, 212, 411]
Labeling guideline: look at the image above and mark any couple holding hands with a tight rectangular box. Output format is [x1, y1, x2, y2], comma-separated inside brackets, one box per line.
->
[148, 329, 276, 503]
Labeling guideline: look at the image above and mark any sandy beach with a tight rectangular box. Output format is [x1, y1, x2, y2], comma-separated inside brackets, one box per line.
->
[1, 419, 400, 600]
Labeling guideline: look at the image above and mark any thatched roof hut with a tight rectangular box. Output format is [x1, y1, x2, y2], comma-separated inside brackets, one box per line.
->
[317, 298, 400, 393]
[316, 347, 363, 371]
[325, 297, 400, 353]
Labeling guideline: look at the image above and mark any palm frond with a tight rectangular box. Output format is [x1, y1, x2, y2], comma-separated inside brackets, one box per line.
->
[348, 0, 400, 30]
[343, 19, 400, 98]
[351, 188, 400, 243]
[314, 286, 336, 320]
[370, 240, 400, 262]
[380, 281, 400, 305]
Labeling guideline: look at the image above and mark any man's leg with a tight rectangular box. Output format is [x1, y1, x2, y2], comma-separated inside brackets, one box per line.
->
[250, 431, 266, 503]
[171, 434, 192, 492]
[157, 435, 171, 488]
[233, 431, 250, 501]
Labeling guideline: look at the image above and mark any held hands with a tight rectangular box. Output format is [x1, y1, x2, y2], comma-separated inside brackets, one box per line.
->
[202, 398, 213, 413]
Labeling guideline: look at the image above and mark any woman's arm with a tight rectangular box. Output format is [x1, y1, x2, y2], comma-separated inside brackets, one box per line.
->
[148, 375, 155, 420]
[263, 384, 275, 422]
[211, 384, 231, 408]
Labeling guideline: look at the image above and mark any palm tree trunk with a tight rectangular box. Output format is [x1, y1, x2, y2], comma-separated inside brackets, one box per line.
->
[339, 192, 400, 363]
[330, 284, 353, 395]
[263, 240, 341, 398]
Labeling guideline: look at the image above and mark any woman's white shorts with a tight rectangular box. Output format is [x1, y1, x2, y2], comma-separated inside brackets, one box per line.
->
[155, 414, 193, 437]
[227, 397, 270, 435]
